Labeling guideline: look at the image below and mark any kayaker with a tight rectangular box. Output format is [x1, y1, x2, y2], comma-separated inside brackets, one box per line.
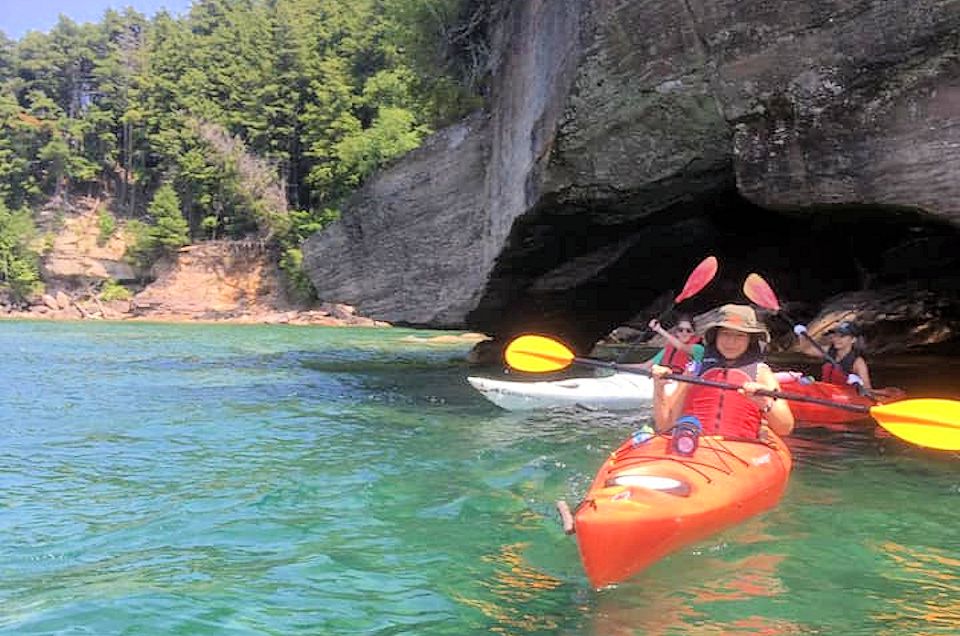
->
[650, 304, 794, 438]
[630, 315, 704, 372]
[819, 321, 872, 390]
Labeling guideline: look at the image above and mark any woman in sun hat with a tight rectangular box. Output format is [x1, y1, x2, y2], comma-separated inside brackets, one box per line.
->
[651, 304, 794, 439]
[820, 320, 872, 390]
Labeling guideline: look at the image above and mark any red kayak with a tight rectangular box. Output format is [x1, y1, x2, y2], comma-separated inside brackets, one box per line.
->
[562, 429, 792, 588]
[775, 372, 905, 425]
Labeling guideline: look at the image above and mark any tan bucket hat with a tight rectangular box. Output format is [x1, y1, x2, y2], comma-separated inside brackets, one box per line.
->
[699, 304, 770, 341]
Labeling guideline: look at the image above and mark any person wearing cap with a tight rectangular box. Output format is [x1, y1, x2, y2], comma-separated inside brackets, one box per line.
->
[821, 320, 872, 390]
[650, 304, 794, 439]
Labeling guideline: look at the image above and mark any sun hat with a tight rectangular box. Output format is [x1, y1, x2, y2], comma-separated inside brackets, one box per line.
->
[828, 320, 859, 336]
[699, 304, 770, 341]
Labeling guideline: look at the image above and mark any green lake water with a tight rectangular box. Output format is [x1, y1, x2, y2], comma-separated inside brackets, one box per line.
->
[1, 321, 957, 635]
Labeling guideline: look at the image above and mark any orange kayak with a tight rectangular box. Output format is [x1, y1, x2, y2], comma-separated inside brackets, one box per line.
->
[775, 372, 904, 425]
[567, 430, 792, 588]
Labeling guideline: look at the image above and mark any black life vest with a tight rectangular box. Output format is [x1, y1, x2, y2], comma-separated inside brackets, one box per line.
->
[821, 346, 859, 385]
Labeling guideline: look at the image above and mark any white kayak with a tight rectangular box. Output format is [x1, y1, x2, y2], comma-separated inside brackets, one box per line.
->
[467, 372, 654, 411]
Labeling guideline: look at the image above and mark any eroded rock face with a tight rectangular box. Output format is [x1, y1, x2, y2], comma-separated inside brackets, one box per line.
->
[132, 242, 280, 318]
[302, 115, 493, 325]
[701, 0, 960, 219]
[303, 0, 960, 350]
[42, 199, 137, 283]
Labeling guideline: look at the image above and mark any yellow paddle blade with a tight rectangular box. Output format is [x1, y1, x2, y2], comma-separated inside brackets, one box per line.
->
[871, 399, 960, 451]
[504, 335, 576, 373]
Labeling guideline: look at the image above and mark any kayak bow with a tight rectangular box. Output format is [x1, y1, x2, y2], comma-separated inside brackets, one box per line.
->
[566, 429, 792, 588]
[467, 373, 653, 411]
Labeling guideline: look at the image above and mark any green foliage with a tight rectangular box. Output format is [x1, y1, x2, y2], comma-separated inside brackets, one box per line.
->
[99, 278, 132, 301]
[277, 206, 341, 302]
[0, 0, 489, 301]
[187, 119, 291, 240]
[147, 183, 189, 252]
[201, 215, 219, 236]
[123, 218, 154, 271]
[97, 208, 116, 245]
[379, 0, 489, 122]
[41, 232, 56, 254]
[0, 201, 43, 301]
[288, 207, 340, 245]
[279, 246, 316, 303]
[333, 107, 428, 185]
[125, 183, 189, 271]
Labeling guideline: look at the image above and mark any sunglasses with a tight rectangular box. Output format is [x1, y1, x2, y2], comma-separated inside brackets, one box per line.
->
[676, 327, 695, 333]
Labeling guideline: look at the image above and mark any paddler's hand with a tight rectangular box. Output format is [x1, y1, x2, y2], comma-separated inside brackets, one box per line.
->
[739, 381, 772, 409]
[650, 364, 674, 420]
[650, 364, 672, 380]
[648, 318, 664, 334]
[739, 381, 765, 395]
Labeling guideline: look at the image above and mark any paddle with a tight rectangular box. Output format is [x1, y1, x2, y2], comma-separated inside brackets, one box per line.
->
[504, 335, 960, 450]
[742, 273, 877, 397]
[631, 255, 717, 349]
[674, 256, 719, 306]
[652, 255, 718, 324]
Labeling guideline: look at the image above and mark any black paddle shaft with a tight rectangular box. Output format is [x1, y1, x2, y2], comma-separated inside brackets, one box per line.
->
[573, 357, 871, 415]
[772, 312, 880, 402]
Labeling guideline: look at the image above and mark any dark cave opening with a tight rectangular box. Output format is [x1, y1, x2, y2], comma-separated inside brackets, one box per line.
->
[467, 187, 960, 352]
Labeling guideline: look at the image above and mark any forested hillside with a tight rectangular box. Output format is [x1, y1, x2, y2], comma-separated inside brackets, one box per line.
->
[0, 0, 489, 303]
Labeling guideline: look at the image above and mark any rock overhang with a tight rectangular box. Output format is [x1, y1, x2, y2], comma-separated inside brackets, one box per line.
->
[303, 0, 960, 352]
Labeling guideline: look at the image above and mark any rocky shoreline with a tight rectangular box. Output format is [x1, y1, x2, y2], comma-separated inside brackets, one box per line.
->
[0, 291, 391, 327]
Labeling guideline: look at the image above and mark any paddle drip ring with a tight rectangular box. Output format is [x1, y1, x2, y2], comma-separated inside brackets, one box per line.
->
[671, 415, 702, 456]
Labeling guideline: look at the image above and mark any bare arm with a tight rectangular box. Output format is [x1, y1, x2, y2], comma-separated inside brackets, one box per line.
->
[649, 319, 698, 355]
[620, 356, 654, 371]
[744, 364, 795, 436]
[795, 338, 825, 358]
[852, 357, 872, 390]
[652, 364, 686, 431]
[792, 325, 831, 360]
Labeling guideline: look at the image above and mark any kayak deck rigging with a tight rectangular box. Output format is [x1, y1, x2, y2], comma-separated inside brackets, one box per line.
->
[560, 429, 793, 588]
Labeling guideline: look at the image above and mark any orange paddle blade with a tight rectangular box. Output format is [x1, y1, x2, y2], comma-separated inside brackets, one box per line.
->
[870, 399, 960, 451]
[504, 335, 576, 373]
[675, 256, 718, 304]
[743, 273, 780, 312]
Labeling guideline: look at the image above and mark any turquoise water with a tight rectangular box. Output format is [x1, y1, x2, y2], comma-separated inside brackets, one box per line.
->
[1, 321, 957, 635]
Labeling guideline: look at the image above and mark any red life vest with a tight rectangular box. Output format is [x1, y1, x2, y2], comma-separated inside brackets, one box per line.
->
[659, 337, 700, 373]
[660, 343, 691, 373]
[682, 364, 762, 438]
[821, 348, 858, 385]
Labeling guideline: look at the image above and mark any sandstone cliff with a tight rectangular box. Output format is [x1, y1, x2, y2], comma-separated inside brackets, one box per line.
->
[303, 0, 960, 352]
[5, 198, 383, 327]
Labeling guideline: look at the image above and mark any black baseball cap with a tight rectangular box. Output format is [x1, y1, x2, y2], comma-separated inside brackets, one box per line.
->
[828, 321, 859, 336]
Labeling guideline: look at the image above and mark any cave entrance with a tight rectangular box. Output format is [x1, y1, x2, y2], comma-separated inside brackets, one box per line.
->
[467, 187, 960, 352]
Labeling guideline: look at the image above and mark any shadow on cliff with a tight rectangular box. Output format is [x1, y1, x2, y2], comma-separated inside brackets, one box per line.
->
[466, 187, 960, 357]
